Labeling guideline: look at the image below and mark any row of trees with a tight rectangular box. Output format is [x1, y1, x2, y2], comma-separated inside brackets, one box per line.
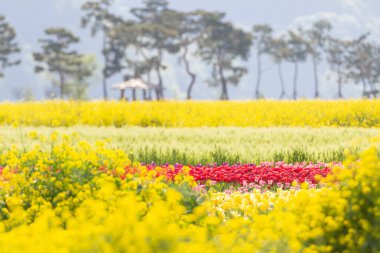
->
[79, 0, 252, 100]
[253, 24, 380, 99]
[1, 0, 380, 100]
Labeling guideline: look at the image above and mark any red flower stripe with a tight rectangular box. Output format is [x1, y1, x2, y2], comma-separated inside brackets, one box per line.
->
[127, 161, 333, 186]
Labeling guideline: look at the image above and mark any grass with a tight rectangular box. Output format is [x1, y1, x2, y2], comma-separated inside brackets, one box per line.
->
[0, 126, 378, 165]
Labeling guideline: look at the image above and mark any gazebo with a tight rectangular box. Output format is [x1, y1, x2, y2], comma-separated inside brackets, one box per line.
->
[112, 78, 164, 101]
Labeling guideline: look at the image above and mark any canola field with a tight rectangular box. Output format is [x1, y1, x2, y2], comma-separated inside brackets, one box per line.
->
[0, 101, 379, 252]
[1, 100, 380, 127]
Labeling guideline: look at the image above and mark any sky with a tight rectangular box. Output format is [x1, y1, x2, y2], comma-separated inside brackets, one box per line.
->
[1, 0, 380, 100]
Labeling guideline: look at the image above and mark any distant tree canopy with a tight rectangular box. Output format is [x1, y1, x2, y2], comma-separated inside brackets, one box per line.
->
[33, 28, 94, 99]
[252, 24, 273, 98]
[81, 0, 124, 100]
[2, 2, 380, 100]
[0, 15, 20, 78]
[129, 0, 179, 99]
[268, 37, 291, 99]
[344, 34, 380, 98]
[198, 12, 252, 100]
[105, 1, 252, 100]
[305, 19, 332, 98]
[40, 1, 380, 100]
[66, 54, 97, 100]
[326, 37, 348, 98]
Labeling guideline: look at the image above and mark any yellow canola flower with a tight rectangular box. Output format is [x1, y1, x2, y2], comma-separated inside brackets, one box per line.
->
[0, 100, 379, 127]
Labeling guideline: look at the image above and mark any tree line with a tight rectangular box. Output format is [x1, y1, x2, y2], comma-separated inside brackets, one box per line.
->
[1, 0, 380, 100]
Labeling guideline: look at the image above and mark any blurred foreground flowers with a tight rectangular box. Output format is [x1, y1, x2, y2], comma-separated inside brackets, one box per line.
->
[0, 134, 378, 252]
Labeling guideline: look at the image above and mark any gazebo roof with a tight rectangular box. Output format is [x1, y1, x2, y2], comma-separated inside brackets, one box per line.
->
[112, 78, 165, 91]
[112, 78, 150, 90]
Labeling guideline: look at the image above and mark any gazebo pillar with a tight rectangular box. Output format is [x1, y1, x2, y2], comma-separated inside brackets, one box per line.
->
[155, 89, 160, 100]
[132, 88, 137, 101]
[120, 89, 126, 100]
[143, 90, 147, 100]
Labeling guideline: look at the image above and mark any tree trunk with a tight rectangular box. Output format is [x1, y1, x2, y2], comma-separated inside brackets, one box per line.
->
[219, 65, 228, 100]
[293, 61, 298, 100]
[361, 78, 368, 98]
[102, 75, 108, 100]
[255, 51, 262, 99]
[278, 62, 286, 99]
[312, 55, 319, 98]
[313, 56, 319, 98]
[368, 82, 376, 99]
[155, 48, 164, 100]
[102, 32, 108, 100]
[58, 70, 65, 99]
[155, 66, 163, 100]
[337, 70, 343, 99]
[147, 71, 152, 101]
[56, 52, 64, 99]
[183, 47, 196, 100]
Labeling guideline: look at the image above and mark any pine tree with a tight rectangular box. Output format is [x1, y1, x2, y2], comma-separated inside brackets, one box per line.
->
[33, 28, 80, 98]
[0, 15, 20, 78]
[305, 19, 332, 98]
[198, 13, 252, 100]
[286, 28, 308, 100]
[252, 24, 273, 99]
[81, 0, 123, 99]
